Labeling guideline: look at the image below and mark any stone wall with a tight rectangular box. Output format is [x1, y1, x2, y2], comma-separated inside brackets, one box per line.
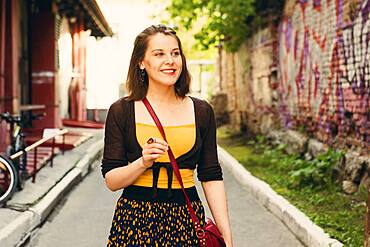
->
[216, 28, 280, 134]
[215, 0, 370, 192]
[216, 0, 369, 153]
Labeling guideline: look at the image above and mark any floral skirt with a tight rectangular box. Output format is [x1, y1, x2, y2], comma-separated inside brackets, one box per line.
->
[107, 186, 205, 247]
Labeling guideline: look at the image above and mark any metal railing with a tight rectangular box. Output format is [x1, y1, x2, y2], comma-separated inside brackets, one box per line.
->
[10, 129, 68, 183]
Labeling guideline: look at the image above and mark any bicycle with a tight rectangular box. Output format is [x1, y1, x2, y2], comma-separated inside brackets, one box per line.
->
[0, 111, 45, 204]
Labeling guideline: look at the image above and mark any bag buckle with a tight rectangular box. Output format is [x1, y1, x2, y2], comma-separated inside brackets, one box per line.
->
[196, 228, 206, 238]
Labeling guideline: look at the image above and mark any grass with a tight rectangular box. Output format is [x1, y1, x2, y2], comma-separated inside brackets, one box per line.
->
[217, 126, 366, 247]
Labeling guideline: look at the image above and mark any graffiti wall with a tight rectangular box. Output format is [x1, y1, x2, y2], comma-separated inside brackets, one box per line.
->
[217, 0, 369, 151]
[278, 0, 369, 150]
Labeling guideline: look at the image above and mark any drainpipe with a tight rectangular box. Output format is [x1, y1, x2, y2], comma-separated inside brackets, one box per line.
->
[0, 0, 7, 151]
[0, 0, 6, 104]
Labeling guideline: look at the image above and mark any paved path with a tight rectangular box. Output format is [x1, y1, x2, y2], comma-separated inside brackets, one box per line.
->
[213, 166, 304, 246]
[25, 161, 119, 247]
[26, 162, 303, 247]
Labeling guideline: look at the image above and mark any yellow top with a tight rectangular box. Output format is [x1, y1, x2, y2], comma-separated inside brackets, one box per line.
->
[133, 122, 196, 189]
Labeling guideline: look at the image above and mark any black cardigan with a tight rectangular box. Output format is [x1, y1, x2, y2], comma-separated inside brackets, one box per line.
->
[101, 96, 223, 182]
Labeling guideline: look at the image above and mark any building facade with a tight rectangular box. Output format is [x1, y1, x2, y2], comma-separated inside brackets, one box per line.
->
[0, 0, 112, 152]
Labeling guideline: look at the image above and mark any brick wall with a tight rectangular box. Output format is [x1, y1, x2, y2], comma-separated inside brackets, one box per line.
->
[218, 0, 369, 152]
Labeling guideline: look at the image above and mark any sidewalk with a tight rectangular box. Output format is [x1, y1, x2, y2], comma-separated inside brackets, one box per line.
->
[0, 128, 104, 247]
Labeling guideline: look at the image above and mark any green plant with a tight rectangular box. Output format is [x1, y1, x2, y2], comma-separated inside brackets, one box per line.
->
[217, 127, 365, 246]
[289, 149, 344, 189]
[297, 124, 305, 133]
[255, 134, 265, 143]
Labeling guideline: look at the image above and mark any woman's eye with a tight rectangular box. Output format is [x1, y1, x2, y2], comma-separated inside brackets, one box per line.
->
[172, 51, 180, 56]
[155, 52, 164, 56]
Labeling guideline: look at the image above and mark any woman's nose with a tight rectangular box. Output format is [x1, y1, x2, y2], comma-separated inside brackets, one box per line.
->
[165, 54, 174, 64]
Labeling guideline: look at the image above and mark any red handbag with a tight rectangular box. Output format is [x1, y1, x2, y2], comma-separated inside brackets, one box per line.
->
[143, 97, 226, 247]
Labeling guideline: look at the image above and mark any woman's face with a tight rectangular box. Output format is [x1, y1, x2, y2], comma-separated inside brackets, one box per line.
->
[139, 33, 183, 87]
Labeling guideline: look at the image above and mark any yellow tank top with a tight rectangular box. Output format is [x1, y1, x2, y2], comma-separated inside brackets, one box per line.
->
[133, 122, 196, 189]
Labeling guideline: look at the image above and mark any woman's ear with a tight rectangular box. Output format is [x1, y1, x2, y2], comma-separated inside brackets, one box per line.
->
[139, 62, 145, 70]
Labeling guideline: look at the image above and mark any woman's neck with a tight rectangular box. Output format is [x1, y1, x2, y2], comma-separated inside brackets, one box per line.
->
[146, 84, 182, 105]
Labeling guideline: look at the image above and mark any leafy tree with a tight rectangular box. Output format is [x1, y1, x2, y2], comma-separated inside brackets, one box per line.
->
[166, 0, 285, 52]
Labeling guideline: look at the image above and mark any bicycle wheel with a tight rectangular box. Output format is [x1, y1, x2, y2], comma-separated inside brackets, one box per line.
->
[0, 155, 18, 204]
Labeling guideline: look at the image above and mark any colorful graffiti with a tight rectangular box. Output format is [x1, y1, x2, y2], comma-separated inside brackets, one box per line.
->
[279, 0, 369, 150]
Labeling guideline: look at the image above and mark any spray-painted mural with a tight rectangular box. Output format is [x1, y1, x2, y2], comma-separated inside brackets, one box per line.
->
[279, 0, 369, 150]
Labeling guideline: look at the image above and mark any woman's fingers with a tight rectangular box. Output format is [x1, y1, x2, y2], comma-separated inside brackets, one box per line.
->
[141, 138, 169, 168]
[146, 137, 168, 147]
[155, 139, 168, 147]
[142, 147, 167, 155]
[143, 143, 168, 152]
[146, 154, 163, 160]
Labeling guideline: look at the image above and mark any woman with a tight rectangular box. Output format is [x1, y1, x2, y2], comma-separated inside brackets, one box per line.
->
[102, 24, 233, 247]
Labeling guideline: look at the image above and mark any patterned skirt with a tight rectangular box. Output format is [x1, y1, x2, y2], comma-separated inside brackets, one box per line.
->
[107, 185, 205, 247]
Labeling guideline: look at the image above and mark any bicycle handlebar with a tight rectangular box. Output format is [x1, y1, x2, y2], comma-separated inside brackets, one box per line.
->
[0, 112, 46, 124]
[0, 112, 21, 123]
[31, 112, 46, 121]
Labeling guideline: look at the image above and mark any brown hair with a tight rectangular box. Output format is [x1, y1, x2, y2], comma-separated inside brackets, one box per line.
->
[126, 24, 191, 101]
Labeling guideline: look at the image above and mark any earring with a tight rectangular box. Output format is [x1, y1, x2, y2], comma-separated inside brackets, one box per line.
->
[138, 69, 146, 85]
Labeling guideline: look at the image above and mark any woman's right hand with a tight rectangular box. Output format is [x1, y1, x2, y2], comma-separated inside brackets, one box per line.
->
[141, 138, 169, 168]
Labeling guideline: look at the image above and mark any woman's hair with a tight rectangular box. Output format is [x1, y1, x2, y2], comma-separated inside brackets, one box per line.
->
[126, 24, 191, 101]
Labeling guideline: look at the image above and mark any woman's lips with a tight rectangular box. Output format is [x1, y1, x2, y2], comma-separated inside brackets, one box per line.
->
[161, 69, 176, 75]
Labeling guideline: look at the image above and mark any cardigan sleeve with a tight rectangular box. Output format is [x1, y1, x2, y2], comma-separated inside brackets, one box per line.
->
[101, 99, 129, 177]
[196, 102, 223, 181]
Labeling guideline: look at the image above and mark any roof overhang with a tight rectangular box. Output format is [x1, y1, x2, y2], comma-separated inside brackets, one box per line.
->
[55, 0, 113, 37]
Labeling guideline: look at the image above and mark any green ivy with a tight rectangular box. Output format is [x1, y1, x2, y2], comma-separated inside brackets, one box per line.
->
[165, 0, 285, 52]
